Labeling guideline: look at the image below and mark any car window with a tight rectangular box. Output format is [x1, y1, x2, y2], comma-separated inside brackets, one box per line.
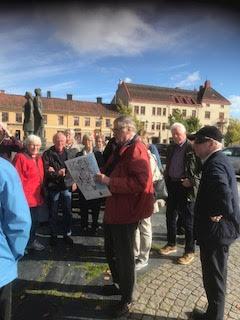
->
[222, 148, 233, 156]
[233, 148, 240, 157]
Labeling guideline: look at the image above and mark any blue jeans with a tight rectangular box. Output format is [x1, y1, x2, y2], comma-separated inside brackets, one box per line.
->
[48, 189, 72, 236]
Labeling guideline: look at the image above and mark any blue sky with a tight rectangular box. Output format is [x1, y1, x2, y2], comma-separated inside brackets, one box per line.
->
[0, 1, 240, 118]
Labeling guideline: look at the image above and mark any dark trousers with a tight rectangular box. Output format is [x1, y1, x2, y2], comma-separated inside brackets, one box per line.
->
[200, 243, 229, 320]
[28, 206, 41, 245]
[104, 223, 138, 303]
[166, 180, 195, 253]
[48, 189, 72, 236]
[0, 282, 12, 320]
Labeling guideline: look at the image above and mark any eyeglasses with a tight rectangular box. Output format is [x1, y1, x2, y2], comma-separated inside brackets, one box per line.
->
[111, 126, 126, 133]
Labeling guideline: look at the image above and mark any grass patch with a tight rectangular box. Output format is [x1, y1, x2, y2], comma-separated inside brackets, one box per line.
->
[81, 262, 108, 282]
[25, 289, 85, 299]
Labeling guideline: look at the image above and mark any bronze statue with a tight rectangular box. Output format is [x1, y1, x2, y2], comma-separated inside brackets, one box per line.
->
[33, 88, 44, 137]
[23, 91, 34, 137]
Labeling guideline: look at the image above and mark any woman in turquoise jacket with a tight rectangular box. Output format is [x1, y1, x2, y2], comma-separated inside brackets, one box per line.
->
[0, 157, 31, 320]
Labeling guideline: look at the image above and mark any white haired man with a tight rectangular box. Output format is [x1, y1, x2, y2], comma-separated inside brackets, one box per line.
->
[159, 122, 201, 265]
[42, 132, 76, 246]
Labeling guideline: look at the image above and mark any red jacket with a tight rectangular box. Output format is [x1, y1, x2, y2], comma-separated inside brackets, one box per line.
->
[104, 138, 154, 224]
[13, 152, 44, 207]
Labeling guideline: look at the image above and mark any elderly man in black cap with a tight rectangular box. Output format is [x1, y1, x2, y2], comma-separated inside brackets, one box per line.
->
[192, 126, 240, 320]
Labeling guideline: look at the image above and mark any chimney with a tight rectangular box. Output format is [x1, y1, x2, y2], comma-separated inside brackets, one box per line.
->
[204, 80, 211, 89]
[47, 90, 51, 98]
[96, 97, 102, 104]
[67, 94, 72, 100]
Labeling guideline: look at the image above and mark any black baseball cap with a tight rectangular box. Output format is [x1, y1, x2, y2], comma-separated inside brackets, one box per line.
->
[193, 126, 223, 144]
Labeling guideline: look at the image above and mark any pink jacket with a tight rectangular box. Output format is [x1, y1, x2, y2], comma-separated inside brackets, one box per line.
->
[104, 139, 154, 224]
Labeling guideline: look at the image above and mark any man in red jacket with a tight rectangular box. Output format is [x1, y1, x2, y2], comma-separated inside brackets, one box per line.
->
[96, 116, 154, 318]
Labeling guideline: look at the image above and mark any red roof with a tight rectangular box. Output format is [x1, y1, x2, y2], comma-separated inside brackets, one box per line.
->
[120, 82, 231, 106]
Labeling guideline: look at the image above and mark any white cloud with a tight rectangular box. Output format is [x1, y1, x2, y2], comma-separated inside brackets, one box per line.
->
[228, 95, 240, 119]
[47, 6, 181, 58]
[175, 71, 201, 88]
[124, 77, 132, 83]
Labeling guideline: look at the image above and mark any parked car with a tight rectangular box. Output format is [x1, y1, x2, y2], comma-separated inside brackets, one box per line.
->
[222, 146, 240, 175]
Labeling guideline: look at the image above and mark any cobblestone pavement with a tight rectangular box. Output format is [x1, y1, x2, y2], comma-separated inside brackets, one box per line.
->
[14, 207, 240, 320]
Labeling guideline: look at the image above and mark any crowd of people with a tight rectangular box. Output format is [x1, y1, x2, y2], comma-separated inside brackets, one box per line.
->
[0, 116, 240, 320]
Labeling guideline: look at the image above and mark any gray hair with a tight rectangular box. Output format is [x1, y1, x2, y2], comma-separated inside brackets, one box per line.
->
[24, 134, 42, 146]
[171, 122, 186, 133]
[114, 116, 136, 132]
[64, 129, 75, 137]
[52, 131, 66, 143]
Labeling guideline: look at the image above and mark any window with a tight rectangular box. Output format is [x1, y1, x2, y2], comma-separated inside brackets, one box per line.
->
[58, 115, 64, 126]
[162, 123, 166, 130]
[151, 122, 155, 130]
[157, 108, 161, 116]
[43, 114, 47, 125]
[16, 113, 22, 123]
[140, 106, 145, 115]
[73, 116, 79, 126]
[182, 98, 187, 104]
[156, 122, 161, 130]
[134, 106, 139, 114]
[175, 97, 179, 103]
[2, 112, 8, 122]
[182, 109, 187, 117]
[190, 98, 195, 104]
[85, 117, 90, 127]
[219, 112, 224, 120]
[192, 110, 196, 117]
[205, 111, 211, 119]
[163, 108, 166, 116]
[206, 103, 210, 107]
[95, 117, 102, 127]
[221, 104, 224, 108]
[106, 119, 111, 128]
[152, 107, 156, 115]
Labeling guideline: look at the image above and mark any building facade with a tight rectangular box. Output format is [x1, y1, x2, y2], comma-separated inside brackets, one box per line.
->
[0, 91, 118, 146]
[114, 80, 230, 143]
[0, 80, 231, 146]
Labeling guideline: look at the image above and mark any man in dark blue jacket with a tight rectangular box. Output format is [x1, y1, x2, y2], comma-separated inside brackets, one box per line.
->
[192, 126, 240, 320]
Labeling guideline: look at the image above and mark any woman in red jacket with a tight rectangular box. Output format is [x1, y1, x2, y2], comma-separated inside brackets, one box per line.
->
[13, 134, 45, 252]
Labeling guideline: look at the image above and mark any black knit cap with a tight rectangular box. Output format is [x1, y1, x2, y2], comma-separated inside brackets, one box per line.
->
[193, 126, 223, 144]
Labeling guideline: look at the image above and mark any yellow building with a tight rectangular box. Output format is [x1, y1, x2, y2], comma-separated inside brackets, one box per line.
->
[0, 91, 118, 146]
[114, 80, 230, 143]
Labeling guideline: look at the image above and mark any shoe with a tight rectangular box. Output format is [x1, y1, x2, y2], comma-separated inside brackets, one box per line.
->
[135, 260, 148, 271]
[30, 239, 45, 251]
[111, 301, 132, 318]
[63, 235, 74, 245]
[159, 244, 177, 255]
[67, 229, 72, 236]
[191, 309, 207, 320]
[50, 235, 58, 246]
[177, 252, 195, 265]
[102, 284, 121, 296]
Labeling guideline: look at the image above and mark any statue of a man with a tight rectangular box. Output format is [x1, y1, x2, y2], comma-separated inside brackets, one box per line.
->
[23, 91, 34, 137]
[33, 88, 44, 137]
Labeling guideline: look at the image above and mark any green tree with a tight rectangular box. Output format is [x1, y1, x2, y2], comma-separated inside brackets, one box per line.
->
[185, 116, 201, 133]
[168, 109, 201, 133]
[224, 118, 240, 146]
[168, 109, 185, 126]
[116, 99, 144, 132]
